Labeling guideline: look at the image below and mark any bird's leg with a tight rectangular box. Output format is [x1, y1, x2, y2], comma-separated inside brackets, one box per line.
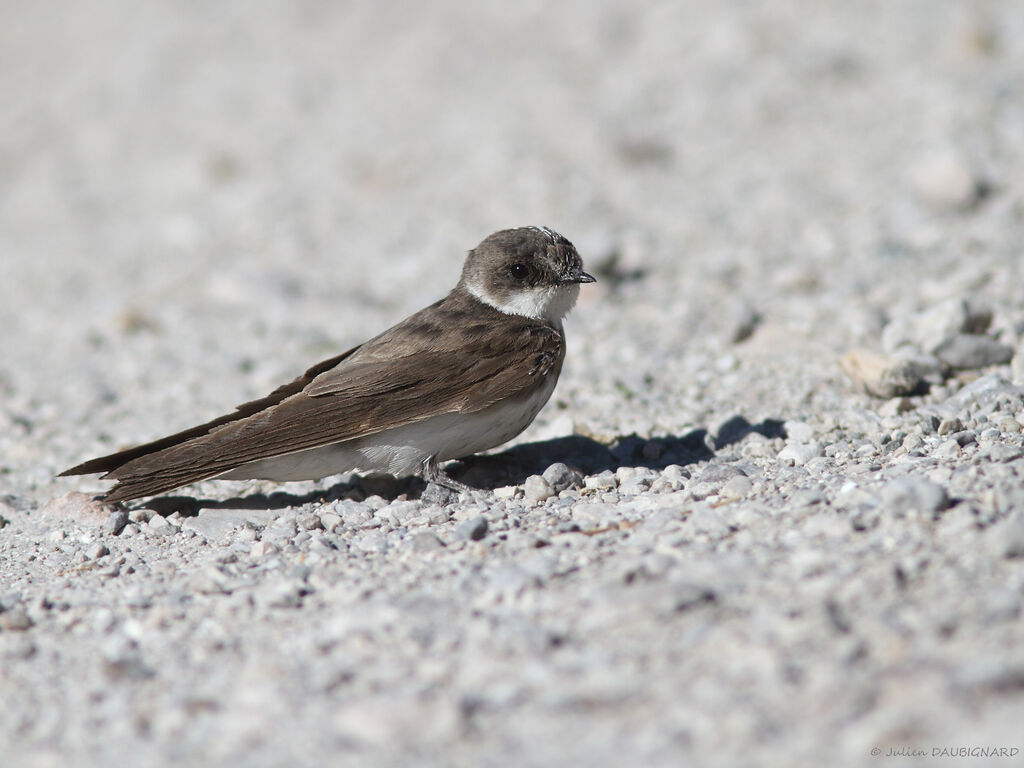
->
[421, 455, 472, 503]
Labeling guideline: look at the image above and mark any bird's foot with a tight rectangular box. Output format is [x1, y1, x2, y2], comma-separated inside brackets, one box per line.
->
[421, 456, 474, 504]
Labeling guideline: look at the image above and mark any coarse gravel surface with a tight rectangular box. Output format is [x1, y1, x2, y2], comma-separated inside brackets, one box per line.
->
[3, 2, 1024, 767]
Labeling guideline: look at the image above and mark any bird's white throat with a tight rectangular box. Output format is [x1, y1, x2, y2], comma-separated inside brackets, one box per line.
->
[466, 281, 579, 324]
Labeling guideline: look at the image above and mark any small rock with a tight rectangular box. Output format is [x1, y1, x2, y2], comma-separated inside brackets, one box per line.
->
[988, 513, 1024, 559]
[938, 417, 964, 436]
[696, 463, 746, 485]
[426, 506, 450, 525]
[1013, 349, 1024, 384]
[319, 512, 343, 532]
[687, 504, 732, 536]
[524, 475, 555, 503]
[909, 149, 983, 210]
[724, 300, 761, 344]
[839, 349, 925, 398]
[935, 334, 1014, 370]
[410, 532, 445, 553]
[572, 503, 618, 525]
[86, 542, 110, 560]
[296, 512, 324, 531]
[421, 483, 460, 506]
[951, 430, 977, 447]
[719, 475, 753, 499]
[584, 471, 617, 491]
[878, 478, 949, 518]
[106, 510, 129, 536]
[0, 607, 34, 632]
[146, 515, 174, 534]
[778, 443, 823, 467]
[352, 532, 388, 553]
[455, 516, 488, 541]
[250, 541, 279, 558]
[542, 463, 582, 493]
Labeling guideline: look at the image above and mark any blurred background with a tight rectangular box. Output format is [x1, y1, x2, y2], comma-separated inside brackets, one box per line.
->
[2, 0, 1023, 484]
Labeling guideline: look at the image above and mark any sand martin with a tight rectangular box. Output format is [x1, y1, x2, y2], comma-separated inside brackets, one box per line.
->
[61, 226, 595, 502]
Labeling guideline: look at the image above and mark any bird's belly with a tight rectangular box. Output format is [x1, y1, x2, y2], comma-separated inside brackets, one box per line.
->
[220, 378, 556, 482]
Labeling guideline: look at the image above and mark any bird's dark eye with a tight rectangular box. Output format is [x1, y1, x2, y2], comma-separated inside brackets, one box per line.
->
[508, 263, 530, 280]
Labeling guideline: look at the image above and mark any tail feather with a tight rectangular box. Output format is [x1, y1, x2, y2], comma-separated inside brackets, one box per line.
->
[58, 348, 358, 500]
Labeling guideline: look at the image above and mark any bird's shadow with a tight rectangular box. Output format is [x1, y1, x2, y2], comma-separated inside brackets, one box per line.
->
[138, 414, 785, 516]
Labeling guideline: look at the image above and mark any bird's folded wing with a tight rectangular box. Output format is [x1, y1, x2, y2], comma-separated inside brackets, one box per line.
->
[101, 322, 563, 487]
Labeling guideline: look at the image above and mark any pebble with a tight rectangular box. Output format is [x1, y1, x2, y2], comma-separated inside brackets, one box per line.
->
[719, 475, 753, 499]
[106, 510, 129, 536]
[838, 349, 925, 398]
[296, 512, 324, 531]
[909, 149, 983, 210]
[778, 443, 824, 467]
[937, 417, 963, 436]
[318, 512, 343, 532]
[584, 471, 617, 491]
[409, 532, 445, 553]
[542, 463, 582, 493]
[877, 478, 949, 518]
[572, 503, 618, 525]
[0, 607, 34, 632]
[687, 504, 732, 536]
[935, 334, 1014, 370]
[425, 507, 451, 526]
[524, 475, 555, 503]
[988, 513, 1024, 559]
[146, 515, 174, 535]
[454, 516, 488, 541]
[352, 532, 388, 553]
[250, 541, 279, 558]
[87, 542, 110, 560]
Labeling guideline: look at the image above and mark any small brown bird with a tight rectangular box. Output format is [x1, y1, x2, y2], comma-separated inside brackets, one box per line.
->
[61, 227, 595, 502]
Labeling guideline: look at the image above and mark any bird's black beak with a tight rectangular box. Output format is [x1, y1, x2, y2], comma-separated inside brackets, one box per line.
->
[562, 266, 596, 284]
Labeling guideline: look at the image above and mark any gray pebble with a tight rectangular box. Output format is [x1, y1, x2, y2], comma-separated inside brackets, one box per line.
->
[524, 475, 555, 503]
[87, 542, 110, 560]
[909, 150, 983, 210]
[352, 532, 388, 553]
[584, 471, 617, 491]
[542, 463, 582, 493]
[778, 443, 823, 467]
[989, 513, 1024, 559]
[146, 515, 174, 534]
[318, 512, 343, 532]
[425, 506, 451, 525]
[572, 503, 618, 525]
[106, 510, 129, 536]
[687, 504, 732, 536]
[296, 512, 324, 531]
[455, 516, 488, 541]
[935, 334, 1014, 370]
[0, 607, 34, 632]
[878, 478, 949, 518]
[250, 541, 279, 558]
[937, 417, 963, 436]
[410, 532, 445, 553]
[839, 349, 926, 398]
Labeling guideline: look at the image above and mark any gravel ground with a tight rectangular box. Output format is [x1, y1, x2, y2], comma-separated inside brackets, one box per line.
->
[3, 2, 1024, 766]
